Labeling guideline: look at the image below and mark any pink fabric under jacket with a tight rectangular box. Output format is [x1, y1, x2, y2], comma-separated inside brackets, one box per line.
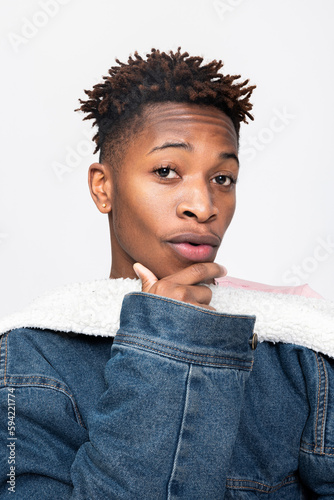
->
[216, 276, 323, 299]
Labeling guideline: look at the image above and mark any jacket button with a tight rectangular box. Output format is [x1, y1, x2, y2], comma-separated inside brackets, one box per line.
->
[249, 333, 258, 350]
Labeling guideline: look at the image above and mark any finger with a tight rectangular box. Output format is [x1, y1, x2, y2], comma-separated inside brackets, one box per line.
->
[162, 262, 227, 287]
[187, 284, 213, 306]
[159, 284, 213, 307]
[133, 263, 158, 292]
[184, 286, 215, 311]
[196, 303, 216, 311]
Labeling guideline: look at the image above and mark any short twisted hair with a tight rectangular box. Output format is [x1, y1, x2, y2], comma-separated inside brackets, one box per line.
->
[77, 48, 255, 166]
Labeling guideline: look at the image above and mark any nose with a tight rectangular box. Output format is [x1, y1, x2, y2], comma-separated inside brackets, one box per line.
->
[176, 183, 218, 223]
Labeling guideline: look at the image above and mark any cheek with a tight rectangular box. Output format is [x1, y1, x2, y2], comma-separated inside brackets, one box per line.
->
[112, 184, 165, 240]
[228, 194, 236, 221]
[217, 192, 236, 228]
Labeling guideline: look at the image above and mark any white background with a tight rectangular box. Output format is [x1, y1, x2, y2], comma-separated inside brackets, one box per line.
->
[1, 0, 333, 316]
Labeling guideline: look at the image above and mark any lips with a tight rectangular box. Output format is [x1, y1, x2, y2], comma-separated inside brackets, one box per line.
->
[167, 233, 220, 262]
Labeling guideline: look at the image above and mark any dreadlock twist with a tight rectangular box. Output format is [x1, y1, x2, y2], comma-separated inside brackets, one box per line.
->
[77, 48, 255, 166]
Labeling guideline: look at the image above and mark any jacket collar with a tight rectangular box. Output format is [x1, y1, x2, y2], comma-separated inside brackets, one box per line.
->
[1, 278, 334, 357]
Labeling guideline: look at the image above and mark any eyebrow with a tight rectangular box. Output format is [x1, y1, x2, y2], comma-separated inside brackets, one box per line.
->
[147, 141, 193, 154]
[219, 152, 239, 165]
[147, 141, 239, 165]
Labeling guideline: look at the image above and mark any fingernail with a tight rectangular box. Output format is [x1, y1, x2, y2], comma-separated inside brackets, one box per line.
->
[219, 265, 228, 276]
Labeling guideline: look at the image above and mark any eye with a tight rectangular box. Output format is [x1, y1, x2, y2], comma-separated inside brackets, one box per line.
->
[212, 174, 235, 186]
[154, 166, 179, 179]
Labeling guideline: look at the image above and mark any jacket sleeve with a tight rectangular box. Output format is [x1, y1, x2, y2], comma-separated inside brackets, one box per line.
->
[0, 292, 255, 499]
[299, 350, 334, 496]
[70, 292, 256, 499]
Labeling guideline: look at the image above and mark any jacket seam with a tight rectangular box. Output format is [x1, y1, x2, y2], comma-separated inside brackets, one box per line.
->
[314, 352, 321, 450]
[129, 292, 255, 319]
[300, 444, 334, 457]
[2, 329, 84, 429]
[313, 352, 328, 454]
[4, 332, 9, 382]
[1, 376, 85, 428]
[320, 354, 328, 453]
[113, 339, 253, 370]
[115, 333, 250, 362]
[167, 364, 192, 498]
[226, 472, 298, 492]
[0, 334, 3, 374]
[302, 439, 334, 452]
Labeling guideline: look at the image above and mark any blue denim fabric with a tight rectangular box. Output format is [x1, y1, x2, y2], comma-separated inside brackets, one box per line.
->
[0, 292, 334, 499]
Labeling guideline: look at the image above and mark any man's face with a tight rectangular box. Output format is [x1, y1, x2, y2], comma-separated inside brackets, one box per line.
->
[108, 102, 239, 279]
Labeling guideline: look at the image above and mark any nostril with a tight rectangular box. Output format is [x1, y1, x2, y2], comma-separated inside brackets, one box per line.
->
[184, 210, 196, 217]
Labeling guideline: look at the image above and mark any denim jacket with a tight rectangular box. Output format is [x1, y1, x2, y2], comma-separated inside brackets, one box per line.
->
[1, 278, 334, 499]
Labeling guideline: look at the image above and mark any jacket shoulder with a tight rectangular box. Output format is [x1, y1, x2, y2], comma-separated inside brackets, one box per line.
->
[0, 327, 112, 386]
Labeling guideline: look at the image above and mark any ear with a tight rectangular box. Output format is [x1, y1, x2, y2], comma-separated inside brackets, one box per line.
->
[88, 162, 113, 213]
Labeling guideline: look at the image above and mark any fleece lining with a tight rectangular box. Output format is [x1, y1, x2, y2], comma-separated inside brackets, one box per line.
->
[0, 278, 333, 357]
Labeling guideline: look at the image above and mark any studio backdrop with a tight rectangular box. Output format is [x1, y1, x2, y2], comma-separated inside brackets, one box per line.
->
[1, 0, 333, 315]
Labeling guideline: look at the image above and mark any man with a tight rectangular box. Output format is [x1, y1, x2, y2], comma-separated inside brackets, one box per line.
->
[1, 48, 334, 498]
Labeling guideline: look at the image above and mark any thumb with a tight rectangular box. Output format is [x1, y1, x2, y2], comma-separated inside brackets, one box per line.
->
[133, 263, 158, 292]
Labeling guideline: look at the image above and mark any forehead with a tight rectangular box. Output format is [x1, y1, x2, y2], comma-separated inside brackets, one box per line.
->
[137, 102, 238, 151]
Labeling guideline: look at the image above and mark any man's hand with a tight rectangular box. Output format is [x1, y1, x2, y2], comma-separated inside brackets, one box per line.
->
[133, 262, 227, 310]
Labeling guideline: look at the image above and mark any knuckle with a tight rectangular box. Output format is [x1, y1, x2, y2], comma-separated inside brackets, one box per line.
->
[152, 282, 190, 304]
[174, 287, 189, 303]
[197, 285, 212, 305]
[205, 286, 213, 301]
[148, 282, 158, 294]
[153, 281, 167, 296]
[190, 263, 207, 280]
[141, 277, 151, 290]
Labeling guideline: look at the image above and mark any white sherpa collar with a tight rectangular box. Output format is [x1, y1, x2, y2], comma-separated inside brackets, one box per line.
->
[0, 278, 334, 357]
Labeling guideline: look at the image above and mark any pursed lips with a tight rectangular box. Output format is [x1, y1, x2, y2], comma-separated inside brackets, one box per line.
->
[166, 233, 221, 262]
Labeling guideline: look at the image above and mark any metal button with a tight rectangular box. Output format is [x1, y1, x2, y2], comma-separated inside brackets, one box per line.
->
[249, 333, 258, 350]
